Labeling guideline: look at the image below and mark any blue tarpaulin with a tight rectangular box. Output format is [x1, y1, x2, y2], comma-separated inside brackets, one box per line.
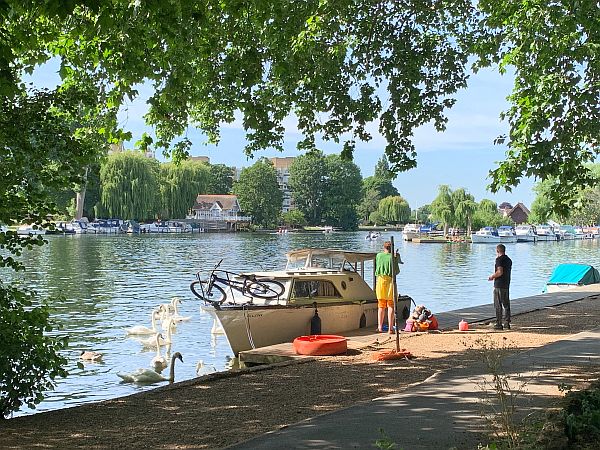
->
[547, 263, 600, 287]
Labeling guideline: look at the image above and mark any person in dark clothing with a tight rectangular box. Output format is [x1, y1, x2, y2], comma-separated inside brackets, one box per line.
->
[488, 244, 512, 330]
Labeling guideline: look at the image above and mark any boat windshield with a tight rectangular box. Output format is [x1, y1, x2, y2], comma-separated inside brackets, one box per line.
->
[285, 248, 377, 273]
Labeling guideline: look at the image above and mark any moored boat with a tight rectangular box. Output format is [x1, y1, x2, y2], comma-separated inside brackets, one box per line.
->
[402, 224, 420, 241]
[190, 248, 395, 355]
[515, 225, 538, 242]
[556, 225, 576, 240]
[16, 224, 46, 236]
[471, 227, 500, 243]
[534, 224, 558, 241]
[497, 225, 518, 243]
[88, 218, 123, 234]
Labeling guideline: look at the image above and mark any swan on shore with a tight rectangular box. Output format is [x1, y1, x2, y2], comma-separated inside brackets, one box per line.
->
[117, 352, 183, 384]
[80, 350, 103, 361]
[125, 308, 160, 335]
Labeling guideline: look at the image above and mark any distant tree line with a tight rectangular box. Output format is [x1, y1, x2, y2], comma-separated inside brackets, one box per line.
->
[52, 152, 234, 222]
[52, 151, 551, 233]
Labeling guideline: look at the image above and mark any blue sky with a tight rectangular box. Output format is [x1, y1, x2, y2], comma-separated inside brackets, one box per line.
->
[30, 60, 536, 210]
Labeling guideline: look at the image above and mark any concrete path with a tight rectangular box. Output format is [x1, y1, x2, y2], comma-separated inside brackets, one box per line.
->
[229, 288, 600, 450]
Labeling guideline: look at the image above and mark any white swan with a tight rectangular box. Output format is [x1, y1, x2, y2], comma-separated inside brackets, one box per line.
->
[151, 341, 167, 371]
[160, 297, 192, 322]
[125, 308, 160, 335]
[195, 360, 217, 376]
[80, 350, 103, 361]
[117, 352, 183, 384]
[138, 319, 174, 348]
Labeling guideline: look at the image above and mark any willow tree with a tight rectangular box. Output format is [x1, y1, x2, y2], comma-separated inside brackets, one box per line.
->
[452, 188, 477, 235]
[100, 152, 160, 221]
[377, 196, 411, 225]
[160, 160, 210, 219]
[430, 185, 455, 236]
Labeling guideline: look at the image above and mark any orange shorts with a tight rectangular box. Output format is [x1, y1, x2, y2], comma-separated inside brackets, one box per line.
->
[376, 276, 395, 308]
[378, 298, 395, 308]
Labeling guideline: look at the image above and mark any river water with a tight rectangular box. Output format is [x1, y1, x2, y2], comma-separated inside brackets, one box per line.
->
[6, 231, 600, 417]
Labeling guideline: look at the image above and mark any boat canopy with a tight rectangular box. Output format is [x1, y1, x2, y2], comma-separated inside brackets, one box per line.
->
[286, 248, 377, 265]
[546, 263, 600, 286]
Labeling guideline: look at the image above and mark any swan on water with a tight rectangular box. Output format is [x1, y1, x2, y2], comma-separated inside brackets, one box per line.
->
[151, 341, 168, 371]
[169, 297, 191, 322]
[117, 352, 183, 384]
[159, 297, 190, 322]
[80, 350, 103, 361]
[125, 308, 160, 335]
[195, 360, 217, 376]
[138, 320, 173, 348]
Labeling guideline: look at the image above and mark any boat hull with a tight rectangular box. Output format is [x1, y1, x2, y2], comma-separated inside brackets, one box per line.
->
[206, 302, 380, 355]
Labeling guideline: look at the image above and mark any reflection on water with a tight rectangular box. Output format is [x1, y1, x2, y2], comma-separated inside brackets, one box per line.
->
[5, 232, 600, 416]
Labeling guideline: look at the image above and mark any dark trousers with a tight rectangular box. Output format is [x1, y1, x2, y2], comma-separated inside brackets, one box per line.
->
[493, 288, 511, 326]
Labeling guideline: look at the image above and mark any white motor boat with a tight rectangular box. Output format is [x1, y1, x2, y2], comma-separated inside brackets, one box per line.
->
[140, 221, 191, 233]
[191, 248, 388, 355]
[556, 225, 576, 240]
[402, 224, 420, 241]
[88, 219, 123, 234]
[497, 226, 518, 243]
[70, 220, 88, 234]
[535, 224, 558, 241]
[16, 224, 46, 236]
[515, 225, 537, 242]
[471, 227, 501, 243]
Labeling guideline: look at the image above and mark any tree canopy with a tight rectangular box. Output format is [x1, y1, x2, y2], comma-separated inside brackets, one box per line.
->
[233, 158, 283, 228]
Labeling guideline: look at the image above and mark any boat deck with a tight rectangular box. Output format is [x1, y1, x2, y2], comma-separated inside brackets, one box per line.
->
[238, 285, 600, 366]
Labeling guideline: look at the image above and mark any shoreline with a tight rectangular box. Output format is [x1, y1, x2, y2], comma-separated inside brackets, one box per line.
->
[2, 289, 600, 448]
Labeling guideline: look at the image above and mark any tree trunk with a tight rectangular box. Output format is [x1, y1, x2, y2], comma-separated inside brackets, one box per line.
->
[75, 167, 89, 220]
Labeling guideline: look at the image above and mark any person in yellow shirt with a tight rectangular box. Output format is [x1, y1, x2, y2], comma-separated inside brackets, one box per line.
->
[375, 241, 403, 333]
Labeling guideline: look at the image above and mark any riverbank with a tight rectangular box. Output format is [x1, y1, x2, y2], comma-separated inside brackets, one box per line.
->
[2, 292, 600, 449]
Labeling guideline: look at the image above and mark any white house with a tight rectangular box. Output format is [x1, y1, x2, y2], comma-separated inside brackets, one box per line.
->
[189, 195, 251, 230]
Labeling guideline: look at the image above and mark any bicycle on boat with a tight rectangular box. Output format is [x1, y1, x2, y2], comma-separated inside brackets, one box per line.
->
[190, 259, 285, 305]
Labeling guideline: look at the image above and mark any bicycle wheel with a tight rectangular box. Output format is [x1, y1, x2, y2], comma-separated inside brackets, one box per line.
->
[246, 279, 285, 299]
[190, 280, 227, 304]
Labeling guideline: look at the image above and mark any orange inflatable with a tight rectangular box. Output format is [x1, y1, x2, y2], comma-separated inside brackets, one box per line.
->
[293, 335, 348, 356]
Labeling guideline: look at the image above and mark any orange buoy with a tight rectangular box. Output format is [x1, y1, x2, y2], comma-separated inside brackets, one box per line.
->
[459, 319, 469, 331]
[293, 335, 348, 356]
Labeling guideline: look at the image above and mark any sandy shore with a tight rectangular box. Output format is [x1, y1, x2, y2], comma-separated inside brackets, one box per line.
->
[2, 294, 600, 449]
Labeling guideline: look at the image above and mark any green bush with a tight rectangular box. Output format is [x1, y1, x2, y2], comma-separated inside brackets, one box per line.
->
[563, 380, 600, 443]
[0, 282, 68, 418]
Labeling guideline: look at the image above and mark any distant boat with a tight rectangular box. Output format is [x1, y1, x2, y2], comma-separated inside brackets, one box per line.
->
[544, 263, 600, 293]
[535, 224, 558, 241]
[556, 225, 576, 240]
[140, 221, 191, 233]
[497, 226, 518, 243]
[88, 219, 123, 234]
[402, 224, 420, 241]
[515, 225, 537, 242]
[16, 224, 46, 236]
[471, 227, 500, 243]
[322, 226, 333, 234]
